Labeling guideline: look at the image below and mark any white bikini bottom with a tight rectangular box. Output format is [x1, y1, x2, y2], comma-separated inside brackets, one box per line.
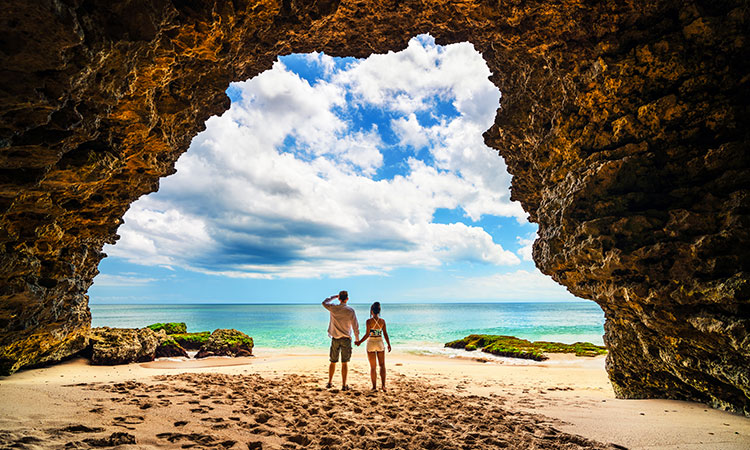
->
[367, 337, 385, 352]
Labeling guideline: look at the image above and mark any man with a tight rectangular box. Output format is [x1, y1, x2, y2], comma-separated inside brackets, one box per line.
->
[322, 291, 359, 390]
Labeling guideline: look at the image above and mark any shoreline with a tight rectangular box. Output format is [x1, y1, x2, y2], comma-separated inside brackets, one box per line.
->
[1, 349, 748, 449]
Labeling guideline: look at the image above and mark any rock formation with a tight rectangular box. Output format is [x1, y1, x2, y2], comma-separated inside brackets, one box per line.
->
[445, 334, 607, 360]
[87, 327, 161, 365]
[154, 336, 189, 358]
[147, 322, 188, 335]
[195, 329, 254, 358]
[171, 331, 211, 350]
[0, 1, 747, 413]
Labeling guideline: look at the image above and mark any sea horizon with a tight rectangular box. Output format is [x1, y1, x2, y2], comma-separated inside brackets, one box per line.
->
[91, 302, 606, 350]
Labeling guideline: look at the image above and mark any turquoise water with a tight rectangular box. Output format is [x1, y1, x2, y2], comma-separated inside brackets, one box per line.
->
[91, 302, 605, 350]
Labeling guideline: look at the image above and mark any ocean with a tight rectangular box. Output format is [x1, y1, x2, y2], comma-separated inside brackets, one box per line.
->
[90, 302, 606, 353]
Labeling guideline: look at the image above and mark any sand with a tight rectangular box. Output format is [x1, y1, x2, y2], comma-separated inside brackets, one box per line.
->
[1, 348, 748, 449]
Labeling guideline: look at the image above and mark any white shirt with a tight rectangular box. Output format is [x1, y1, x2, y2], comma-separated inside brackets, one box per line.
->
[322, 298, 360, 340]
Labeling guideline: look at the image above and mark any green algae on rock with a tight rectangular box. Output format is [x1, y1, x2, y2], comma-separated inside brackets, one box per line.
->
[446, 335, 607, 361]
[155, 336, 189, 358]
[146, 323, 187, 335]
[195, 329, 254, 359]
[170, 332, 211, 350]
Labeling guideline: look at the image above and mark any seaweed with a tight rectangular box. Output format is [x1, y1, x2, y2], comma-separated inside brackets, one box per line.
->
[170, 332, 210, 350]
[445, 334, 606, 361]
[146, 322, 187, 334]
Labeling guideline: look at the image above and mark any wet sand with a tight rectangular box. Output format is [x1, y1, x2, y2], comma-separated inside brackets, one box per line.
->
[1, 349, 748, 449]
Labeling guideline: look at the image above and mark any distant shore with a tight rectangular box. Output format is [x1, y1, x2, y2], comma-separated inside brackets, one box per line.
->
[1, 348, 747, 449]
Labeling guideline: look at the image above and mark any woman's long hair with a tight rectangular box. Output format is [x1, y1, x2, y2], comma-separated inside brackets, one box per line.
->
[370, 301, 381, 317]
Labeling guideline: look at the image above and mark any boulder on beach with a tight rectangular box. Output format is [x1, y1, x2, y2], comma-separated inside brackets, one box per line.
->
[155, 335, 189, 358]
[146, 322, 187, 334]
[170, 331, 211, 350]
[87, 327, 160, 365]
[195, 329, 254, 358]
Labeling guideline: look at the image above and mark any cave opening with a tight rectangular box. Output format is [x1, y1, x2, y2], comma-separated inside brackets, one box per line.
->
[2, 0, 746, 417]
[88, 35, 604, 349]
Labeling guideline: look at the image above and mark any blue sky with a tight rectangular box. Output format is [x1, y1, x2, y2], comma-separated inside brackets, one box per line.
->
[90, 35, 580, 304]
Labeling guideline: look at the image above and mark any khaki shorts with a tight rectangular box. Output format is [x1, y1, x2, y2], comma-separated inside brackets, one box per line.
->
[329, 337, 352, 363]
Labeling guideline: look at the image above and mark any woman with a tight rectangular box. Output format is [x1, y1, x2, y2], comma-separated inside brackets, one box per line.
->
[355, 302, 391, 391]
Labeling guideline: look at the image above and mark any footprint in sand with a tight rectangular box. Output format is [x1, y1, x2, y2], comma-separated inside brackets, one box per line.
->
[201, 417, 224, 423]
[287, 433, 313, 446]
[112, 415, 145, 426]
[81, 432, 137, 447]
[156, 432, 221, 446]
[254, 412, 272, 424]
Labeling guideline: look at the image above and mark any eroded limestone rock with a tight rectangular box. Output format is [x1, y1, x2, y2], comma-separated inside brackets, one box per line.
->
[0, 0, 747, 413]
[88, 327, 159, 365]
[171, 331, 211, 351]
[147, 322, 188, 335]
[155, 336, 189, 359]
[195, 329, 254, 358]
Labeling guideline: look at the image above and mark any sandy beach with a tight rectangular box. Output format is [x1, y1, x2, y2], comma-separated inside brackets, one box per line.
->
[1, 349, 748, 449]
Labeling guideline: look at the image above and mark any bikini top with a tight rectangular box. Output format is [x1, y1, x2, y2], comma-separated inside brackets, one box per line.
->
[369, 319, 383, 338]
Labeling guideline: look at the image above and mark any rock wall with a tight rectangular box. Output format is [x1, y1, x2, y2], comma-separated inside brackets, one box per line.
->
[0, 0, 747, 413]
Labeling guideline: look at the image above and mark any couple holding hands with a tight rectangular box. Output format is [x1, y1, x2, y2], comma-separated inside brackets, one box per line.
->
[322, 291, 391, 391]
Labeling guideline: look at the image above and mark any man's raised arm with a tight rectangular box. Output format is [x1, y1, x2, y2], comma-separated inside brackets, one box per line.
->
[322, 294, 338, 310]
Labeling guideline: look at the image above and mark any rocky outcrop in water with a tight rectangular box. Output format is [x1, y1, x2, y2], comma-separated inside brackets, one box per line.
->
[446, 335, 607, 361]
[195, 329, 253, 358]
[147, 322, 188, 335]
[0, 0, 747, 414]
[171, 331, 211, 351]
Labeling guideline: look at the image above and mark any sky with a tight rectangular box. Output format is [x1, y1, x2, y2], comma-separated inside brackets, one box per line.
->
[89, 35, 580, 304]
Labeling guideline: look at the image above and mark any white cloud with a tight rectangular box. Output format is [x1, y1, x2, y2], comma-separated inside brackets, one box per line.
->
[404, 269, 579, 302]
[331, 35, 498, 117]
[392, 113, 430, 150]
[106, 35, 526, 279]
[516, 233, 536, 262]
[92, 274, 159, 287]
[301, 51, 336, 76]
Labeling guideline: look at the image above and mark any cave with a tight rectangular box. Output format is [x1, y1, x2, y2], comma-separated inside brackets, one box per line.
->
[0, 0, 748, 415]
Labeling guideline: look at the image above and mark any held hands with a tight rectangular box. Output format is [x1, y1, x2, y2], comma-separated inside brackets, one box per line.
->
[355, 339, 362, 346]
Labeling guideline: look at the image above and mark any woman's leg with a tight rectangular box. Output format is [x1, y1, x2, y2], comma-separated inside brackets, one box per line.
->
[367, 351, 377, 389]
[376, 351, 386, 391]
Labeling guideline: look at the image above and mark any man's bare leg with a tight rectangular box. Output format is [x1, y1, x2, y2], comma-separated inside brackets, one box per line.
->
[328, 362, 336, 386]
[341, 362, 348, 388]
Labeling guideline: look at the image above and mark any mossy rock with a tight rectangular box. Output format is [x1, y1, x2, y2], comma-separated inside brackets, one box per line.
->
[445, 335, 498, 350]
[170, 331, 210, 350]
[445, 334, 606, 361]
[482, 338, 547, 361]
[87, 327, 159, 365]
[155, 337, 189, 358]
[532, 340, 608, 357]
[146, 322, 187, 334]
[195, 329, 254, 358]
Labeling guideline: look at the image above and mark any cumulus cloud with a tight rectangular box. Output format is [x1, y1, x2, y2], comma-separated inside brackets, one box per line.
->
[404, 269, 579, 302]
[516, 232, 536, 262]
[107, 35, 525, 278]
[301, 51, 336, 76]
